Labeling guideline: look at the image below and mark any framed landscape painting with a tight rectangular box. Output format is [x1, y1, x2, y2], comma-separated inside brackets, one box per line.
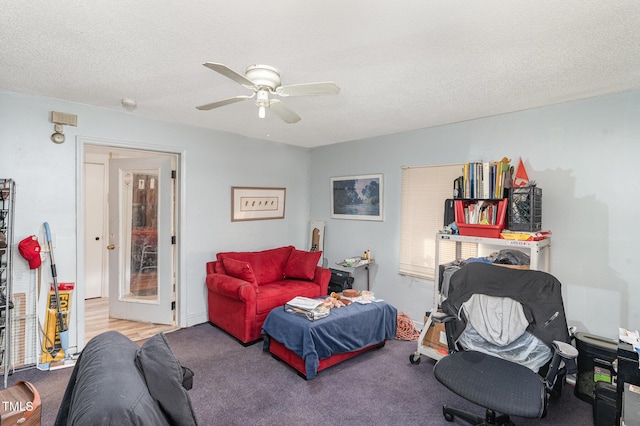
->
[330, 174, 383, 221]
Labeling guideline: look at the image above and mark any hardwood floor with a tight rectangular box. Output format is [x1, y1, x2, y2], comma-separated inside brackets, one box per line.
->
[84, 297, 178, 345]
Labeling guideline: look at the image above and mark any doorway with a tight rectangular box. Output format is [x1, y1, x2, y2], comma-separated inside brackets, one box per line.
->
[83, 144, 179, 344]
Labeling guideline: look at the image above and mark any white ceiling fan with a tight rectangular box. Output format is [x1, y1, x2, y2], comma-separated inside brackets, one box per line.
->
[196, 63, 340, 123]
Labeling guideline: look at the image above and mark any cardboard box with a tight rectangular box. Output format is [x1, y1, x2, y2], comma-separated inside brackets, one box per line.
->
[495, 264, 530, 270]
[0, 381, 41, 425]
[422, 321, 448, 352]
[41, 284, 73, 364]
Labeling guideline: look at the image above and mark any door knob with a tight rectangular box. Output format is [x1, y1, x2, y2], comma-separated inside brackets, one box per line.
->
[107, 244, 115, 250]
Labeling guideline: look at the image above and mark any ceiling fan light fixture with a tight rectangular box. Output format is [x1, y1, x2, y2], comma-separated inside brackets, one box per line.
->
[256, 89, 269, 119]
[197, 62, 340, 124]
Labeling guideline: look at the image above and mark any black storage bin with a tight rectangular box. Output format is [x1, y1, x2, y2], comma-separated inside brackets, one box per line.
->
[327, 269, 354, 294]
[593, 381, 617, 426]
[574, 332, 618, 404]
[443, 199, 455, 227]
[508, 186, 542, 231]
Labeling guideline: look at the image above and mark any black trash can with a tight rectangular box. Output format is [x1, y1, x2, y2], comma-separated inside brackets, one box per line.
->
[593, 381, 617, 426]
[327, 268, 354, 294]
[574, 332, 618, 404]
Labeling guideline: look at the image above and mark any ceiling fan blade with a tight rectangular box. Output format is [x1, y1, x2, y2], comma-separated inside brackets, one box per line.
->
[269, 100, 301, 123]
[203, 62, 256, 90]
[276, 81, 340, 97]
[196, 96, 251, 111]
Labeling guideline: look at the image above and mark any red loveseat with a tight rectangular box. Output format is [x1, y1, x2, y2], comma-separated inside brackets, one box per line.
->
[205, 246, 330, 344]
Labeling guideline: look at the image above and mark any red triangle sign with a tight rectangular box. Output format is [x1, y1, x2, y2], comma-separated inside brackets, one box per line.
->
[513, 158, 530, 187]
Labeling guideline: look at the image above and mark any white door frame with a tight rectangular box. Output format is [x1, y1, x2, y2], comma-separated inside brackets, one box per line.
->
[76, 136, 187, 352]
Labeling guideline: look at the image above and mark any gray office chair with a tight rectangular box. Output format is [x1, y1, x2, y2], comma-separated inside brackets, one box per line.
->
[432, 262, 578, 425]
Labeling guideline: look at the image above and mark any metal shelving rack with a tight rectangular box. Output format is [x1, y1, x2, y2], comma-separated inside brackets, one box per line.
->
[411, 232, 551, 364]
[0, 179, 15, 388]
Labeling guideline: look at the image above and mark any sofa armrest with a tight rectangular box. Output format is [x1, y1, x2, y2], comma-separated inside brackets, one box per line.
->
[56, 331, 170, 425]
[312, 266, 331, 295]
[206, 261, 217, 276]
[206, 273, 257, 302]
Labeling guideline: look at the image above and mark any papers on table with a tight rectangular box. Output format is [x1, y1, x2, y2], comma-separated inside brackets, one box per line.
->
[337, 258, 372, 268]
[619, 328, 640, 365]
[285, 297, 330, 321]
[286, 296, 322, 310]
[620, 328, 640, 346]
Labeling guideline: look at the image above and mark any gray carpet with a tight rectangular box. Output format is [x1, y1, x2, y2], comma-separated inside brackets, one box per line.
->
[8, 323, 592, 425]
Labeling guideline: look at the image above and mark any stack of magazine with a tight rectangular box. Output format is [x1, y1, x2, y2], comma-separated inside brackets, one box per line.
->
[284, 296, 330, 321]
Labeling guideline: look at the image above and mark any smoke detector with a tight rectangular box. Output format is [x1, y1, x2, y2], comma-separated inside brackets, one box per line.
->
[121, 99, 137, 111]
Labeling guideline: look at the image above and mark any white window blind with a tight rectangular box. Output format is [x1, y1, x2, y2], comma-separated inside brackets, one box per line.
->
[399, 164, 477, 280]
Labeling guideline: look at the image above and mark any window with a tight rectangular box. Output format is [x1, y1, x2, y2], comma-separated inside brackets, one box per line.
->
[399, 164, 476, 280]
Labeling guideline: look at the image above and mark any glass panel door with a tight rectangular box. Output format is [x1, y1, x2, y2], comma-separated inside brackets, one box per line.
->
[108, 157, 173, 324]
[125, 171, 158, 300]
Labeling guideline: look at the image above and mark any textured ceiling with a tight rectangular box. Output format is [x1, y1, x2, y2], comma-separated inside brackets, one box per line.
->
[2, 1, 639, 148]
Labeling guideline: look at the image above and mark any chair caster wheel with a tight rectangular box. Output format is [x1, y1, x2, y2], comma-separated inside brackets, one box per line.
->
[444, 412, 454, 422]
[409, 352, 421, 364]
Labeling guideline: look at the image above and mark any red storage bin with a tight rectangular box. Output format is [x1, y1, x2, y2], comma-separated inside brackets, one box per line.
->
[455, 199, 507, 238]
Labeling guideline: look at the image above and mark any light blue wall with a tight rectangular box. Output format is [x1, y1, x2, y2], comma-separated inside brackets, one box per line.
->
[0, 90, 312, 351]
[310, 90, 640, 339]
[2, 88, 638, 345]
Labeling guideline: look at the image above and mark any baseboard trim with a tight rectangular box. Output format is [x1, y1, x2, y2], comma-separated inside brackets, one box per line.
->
[186, 312, 208, 327]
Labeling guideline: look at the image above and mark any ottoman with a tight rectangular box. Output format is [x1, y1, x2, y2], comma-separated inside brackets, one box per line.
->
[262, 300, 397, 379]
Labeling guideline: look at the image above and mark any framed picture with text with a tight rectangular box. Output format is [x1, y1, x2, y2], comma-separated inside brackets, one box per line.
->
[232, 186, 286, 221]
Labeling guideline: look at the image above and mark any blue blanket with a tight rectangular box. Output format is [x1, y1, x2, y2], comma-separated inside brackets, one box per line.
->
[262, 301, 397, 379]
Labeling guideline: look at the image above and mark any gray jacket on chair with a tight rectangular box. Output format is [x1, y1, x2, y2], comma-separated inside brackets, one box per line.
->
[441, 262, 571, 348]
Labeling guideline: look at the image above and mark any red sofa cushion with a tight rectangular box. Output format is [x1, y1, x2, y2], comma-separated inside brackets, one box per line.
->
[216, 246, 293, 285]
[222, 258, 257, 285]
[256, 280, 323, 315]
[283, 250, 322, 280]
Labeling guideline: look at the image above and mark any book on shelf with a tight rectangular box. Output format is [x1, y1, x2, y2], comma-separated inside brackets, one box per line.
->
[460, 159, 511, 199]
[456, 198, 507, 225]
[500, 230, 551, 241]
[482, 162, 490, 200]
[462, 200, 498, 225]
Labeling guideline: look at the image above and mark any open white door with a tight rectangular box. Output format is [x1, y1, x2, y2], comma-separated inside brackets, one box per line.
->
[84, 162, 106, 299]
[108, 157, 174, 324]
